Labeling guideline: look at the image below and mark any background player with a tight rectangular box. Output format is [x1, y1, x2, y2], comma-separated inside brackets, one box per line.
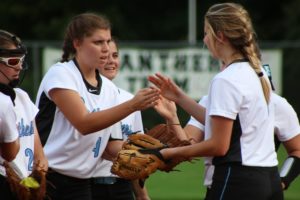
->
[92, 37, 150, 200]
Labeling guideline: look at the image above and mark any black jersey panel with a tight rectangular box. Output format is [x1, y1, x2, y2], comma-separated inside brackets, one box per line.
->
[213, 115, 242, 165]
[35, 92, 56, 146]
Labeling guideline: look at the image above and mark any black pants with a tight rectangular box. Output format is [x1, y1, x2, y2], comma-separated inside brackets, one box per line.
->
[208, 164, 284, 200]
[0, 175, 18, 200]
[46, 169, 93, 200]
[91, 177, 134, 200]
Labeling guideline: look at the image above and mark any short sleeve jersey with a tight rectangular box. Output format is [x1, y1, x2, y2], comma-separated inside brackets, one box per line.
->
[0, 89, 38, 178]
[35, 60, 122, 178]
[0, 92, 18, 143]
[93, 87, 144, 177]
[205, 61, 277, 167]
[272, 93, 300, 141]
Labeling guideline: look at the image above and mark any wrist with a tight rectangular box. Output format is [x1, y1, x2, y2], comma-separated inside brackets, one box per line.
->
[166, 116, 181, 125]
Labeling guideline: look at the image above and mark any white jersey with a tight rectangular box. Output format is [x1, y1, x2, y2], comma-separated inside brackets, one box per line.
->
[199, 93, 300, 187]
[187, 96, 213, 187]
[35, 60, 122, 178]
[0, 88, 19, 144]
[93, 87, 144, 177]
[205, 61, 277, 167]
[0, 88, 38, 178]
[273, 93, 300, 142]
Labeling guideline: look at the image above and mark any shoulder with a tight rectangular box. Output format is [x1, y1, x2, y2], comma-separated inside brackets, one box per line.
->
[14, 88, 29, 97]
[0, 92, 14, 108]
[44, 60, 77, 77]
[101, 75, 119, 92]
[199, 95, 208, 107]
[118, 88, 133, 98]
[272, 93, 294, 113]
[0, 93, 15, 117]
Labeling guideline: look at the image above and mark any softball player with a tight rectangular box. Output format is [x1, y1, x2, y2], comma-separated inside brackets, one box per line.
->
[35, 13, 158, 200]
[184, 93, 300, 199]
[0, 30, 47, 199]
[149, 3, 283, 199]
[92, 38, 150, 200]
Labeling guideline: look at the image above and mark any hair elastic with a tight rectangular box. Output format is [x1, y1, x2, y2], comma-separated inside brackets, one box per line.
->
[257, 72, 264, 77]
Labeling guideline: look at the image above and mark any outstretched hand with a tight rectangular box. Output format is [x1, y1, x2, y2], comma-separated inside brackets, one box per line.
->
[148, 73, 183, 103]
[130, 87, 160, 111]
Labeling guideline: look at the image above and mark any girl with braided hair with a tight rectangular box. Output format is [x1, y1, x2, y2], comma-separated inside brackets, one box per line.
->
[149, 3, 283, 200]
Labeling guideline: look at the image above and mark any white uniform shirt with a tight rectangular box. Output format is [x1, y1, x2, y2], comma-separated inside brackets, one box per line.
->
[93, 88, 144, 177]
[199, 93, 300, 187]
[0, 92, 19, 144]
[187, 96, 214, 187]
[205, 61, 277, 167]
[273, 93, 300, 141]
[0, 89, 38, 178]
[35, 60, 122, 178]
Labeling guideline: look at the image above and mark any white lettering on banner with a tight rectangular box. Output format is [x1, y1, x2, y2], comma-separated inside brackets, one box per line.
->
[43, 47, 282, 100]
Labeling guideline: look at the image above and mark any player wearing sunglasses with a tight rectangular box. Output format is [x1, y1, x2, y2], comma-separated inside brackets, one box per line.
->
[0, 29, 47, 200]
[0, 55, 25, 68]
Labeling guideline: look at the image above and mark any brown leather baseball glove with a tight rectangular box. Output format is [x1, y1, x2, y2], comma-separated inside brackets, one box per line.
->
[3, 160, 47, 200]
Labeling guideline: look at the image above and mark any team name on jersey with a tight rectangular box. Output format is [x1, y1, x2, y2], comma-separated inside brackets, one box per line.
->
[121, 123, 134, 136]
[18, 119, 34, 137]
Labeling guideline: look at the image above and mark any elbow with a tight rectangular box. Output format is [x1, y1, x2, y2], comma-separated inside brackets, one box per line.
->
[2, 149, 19, 162]
[213, 146, 229, 157]
[5, 154, 17, 162]
[1, 140, 20, 162]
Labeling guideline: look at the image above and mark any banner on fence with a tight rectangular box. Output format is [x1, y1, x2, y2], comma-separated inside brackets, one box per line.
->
[43, 47, 282, 99]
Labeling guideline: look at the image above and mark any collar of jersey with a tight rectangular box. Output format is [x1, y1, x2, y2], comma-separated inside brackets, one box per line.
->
[0, 83, 16, 105]
[73, 58, 102, 95]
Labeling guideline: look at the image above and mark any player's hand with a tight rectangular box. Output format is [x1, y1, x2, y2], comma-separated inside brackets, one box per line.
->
[148, 73, 184, 103]
[130, 87, 160, 111]
[154, 96, 177, 121]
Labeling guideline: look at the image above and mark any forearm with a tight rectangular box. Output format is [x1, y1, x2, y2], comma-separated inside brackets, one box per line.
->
[103, 140, 123, 160]
[132, 180, 151, 200]
[80, 100, 137, 134]
[176, 93, 206, 125]
[34, 129, 48, 171]
[165, 115, 189, 141]
[161, 140, 220, 160]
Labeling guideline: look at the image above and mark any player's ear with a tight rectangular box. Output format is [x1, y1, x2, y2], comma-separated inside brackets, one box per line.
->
[73, 39, 82, 50]
[216, 31, 226, 44]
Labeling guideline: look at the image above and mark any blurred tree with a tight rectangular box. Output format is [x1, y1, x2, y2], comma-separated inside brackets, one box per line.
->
[1, 0, 300, 119]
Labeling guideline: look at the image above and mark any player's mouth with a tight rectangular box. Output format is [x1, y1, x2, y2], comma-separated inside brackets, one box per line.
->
[104, 66, 116, 71]
[100, 56, 108, 63]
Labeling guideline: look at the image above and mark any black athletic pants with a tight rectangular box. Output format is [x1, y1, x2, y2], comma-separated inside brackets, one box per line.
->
[91, 177, 134, 200]
[208, 163, 284, 200]
[46, 169, 93, 200]
[0, 174, 18, 200]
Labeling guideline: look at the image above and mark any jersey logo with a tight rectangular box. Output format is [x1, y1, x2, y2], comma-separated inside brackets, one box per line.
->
[88, 88, 98, 93]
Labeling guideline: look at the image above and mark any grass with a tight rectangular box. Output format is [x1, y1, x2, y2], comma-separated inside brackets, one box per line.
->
[145, 146, 299, 200]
